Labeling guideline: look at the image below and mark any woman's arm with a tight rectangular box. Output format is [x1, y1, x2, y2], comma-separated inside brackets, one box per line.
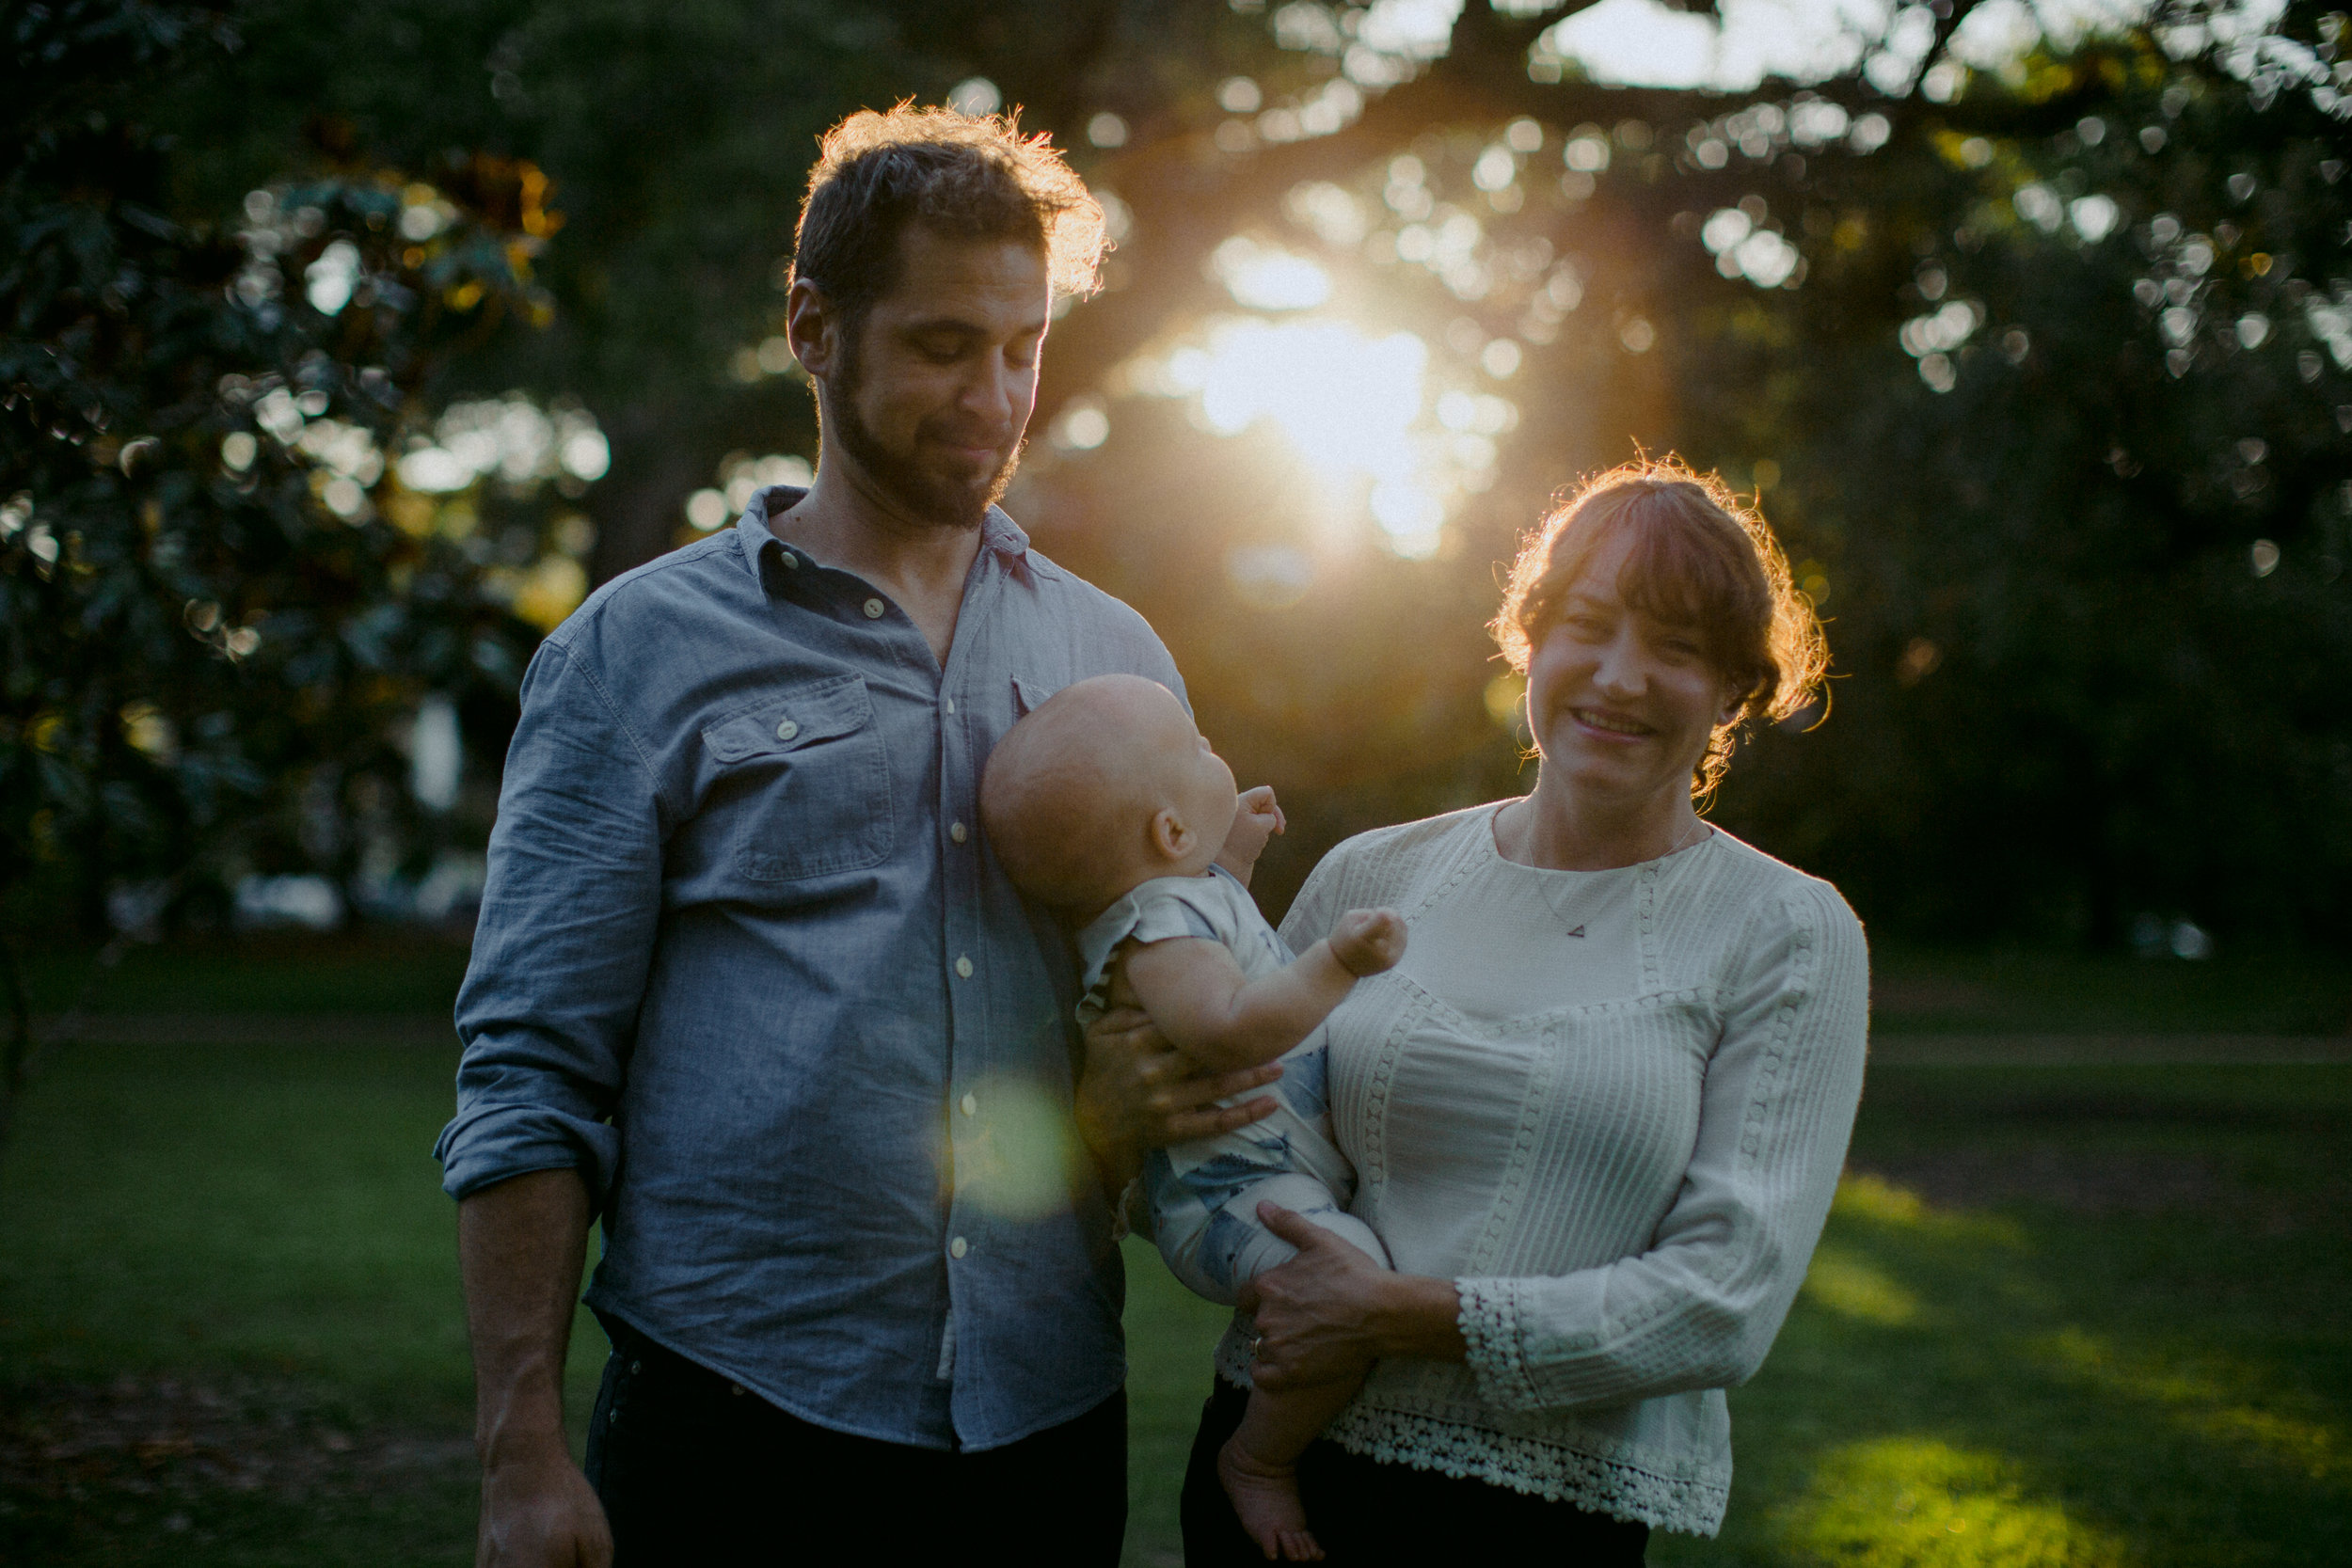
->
[1453, 883, 1868, 1412]
[1249, 881, 1868, 1411]
[1240, 1205, 1466, 1390]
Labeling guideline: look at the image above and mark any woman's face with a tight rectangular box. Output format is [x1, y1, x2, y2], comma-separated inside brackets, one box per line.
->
[1523, 529, 1742, 811]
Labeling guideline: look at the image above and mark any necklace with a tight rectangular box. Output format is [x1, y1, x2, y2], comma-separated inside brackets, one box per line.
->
[1661, 814, 1711, 858]
[1497, 798, 1710, 869]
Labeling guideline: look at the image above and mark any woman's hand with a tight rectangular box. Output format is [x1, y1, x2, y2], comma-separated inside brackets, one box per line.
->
[1239, 1204, 1467, 1391]
[1074, 1000, 1280, 1194]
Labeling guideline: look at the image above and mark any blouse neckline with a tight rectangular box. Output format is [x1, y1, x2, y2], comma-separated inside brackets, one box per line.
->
[1480, 799, 1720, 880]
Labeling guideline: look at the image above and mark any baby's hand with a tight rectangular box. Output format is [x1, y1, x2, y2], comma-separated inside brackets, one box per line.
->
[1328, 908, 1406, 978]
[1214, 785, 1286, 885]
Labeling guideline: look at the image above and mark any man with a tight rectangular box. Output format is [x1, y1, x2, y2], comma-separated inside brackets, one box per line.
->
[437, 106, 1274, 1566]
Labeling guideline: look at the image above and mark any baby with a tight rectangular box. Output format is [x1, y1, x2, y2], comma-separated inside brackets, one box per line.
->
[981, 673, 1406, 1563]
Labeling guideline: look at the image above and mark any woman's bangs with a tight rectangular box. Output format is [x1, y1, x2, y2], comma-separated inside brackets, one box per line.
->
[1611, 499, 1744, 639]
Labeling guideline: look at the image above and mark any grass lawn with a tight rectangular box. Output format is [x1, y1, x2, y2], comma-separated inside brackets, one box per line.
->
[18, 934, 2351, 1036]
[17, 933, 476, 1018]
[2, 941, 2347, 1564]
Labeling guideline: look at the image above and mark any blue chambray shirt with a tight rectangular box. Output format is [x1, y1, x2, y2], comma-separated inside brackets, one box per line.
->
[435, 485, 1184, 1450]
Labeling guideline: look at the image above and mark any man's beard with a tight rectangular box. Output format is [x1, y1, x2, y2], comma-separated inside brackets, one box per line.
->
[823, 337, 1024, 532]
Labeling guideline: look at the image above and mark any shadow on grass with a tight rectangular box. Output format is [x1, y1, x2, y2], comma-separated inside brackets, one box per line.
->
[1655, 1065, 2351, 1568]
[2, 1046, 2344, 1566]
[1, 1375, 477, 1568]
[0, 1042, 605, 1568]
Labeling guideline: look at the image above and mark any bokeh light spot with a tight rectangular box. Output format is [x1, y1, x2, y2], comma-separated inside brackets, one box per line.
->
[1228, 545, 1314, 610]
[1051, 398, 1111, 451]
[946, 77, 1001, 116]
[1212, 236, 1333, 310]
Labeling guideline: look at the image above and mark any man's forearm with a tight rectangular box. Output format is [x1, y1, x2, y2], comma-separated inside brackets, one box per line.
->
[459, 1167, 595, 1464]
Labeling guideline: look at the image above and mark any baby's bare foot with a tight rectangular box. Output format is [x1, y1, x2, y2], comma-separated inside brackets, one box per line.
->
[1217, 1435, 1325, 1560]
[1329, 907, 1406, 977]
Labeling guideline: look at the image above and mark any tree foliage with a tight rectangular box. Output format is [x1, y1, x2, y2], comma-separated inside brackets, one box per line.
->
[1, 2, 597, 950]
[6, 0, 2348, 958]
[1020, 0, 2352, 942]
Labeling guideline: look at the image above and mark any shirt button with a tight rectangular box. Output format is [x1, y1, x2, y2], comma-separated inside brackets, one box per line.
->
[944, 696, 957, 715]
[950, 821, 968, 844]
[954, 956, 974, 979]
[949, 1236, 969, 1259]
[774, 719, 799, 741]
[862, 597, 885, 619]
[780, 551, 799, 570]
[960, 1092, 977, 1117]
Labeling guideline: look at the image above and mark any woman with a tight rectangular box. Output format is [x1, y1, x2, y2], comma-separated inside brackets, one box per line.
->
[1168, 460, 1869, 1562]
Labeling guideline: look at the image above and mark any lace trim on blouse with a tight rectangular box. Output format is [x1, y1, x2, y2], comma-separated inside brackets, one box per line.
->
[1210, 1311, 1730, 1536]
[1318, 1403, 1729, 1535]
[1455, 1276, 1541, 1409]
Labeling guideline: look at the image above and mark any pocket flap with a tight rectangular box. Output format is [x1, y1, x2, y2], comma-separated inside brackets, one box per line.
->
[1011, 674, 1060, 717]
[702, 674, 874, 763]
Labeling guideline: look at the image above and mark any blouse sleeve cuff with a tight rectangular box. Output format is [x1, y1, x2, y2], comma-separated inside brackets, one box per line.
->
[1455, 1276, 1543, 1412]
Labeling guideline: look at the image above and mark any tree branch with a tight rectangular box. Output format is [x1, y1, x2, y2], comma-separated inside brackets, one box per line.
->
[1039, 3, 2148, 414]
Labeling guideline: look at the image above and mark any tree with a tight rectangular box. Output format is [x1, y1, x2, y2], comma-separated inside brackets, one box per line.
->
[11, 0, 2345, 971]
[989, 0, 2352, 942]
[0, 1, 605, 1139]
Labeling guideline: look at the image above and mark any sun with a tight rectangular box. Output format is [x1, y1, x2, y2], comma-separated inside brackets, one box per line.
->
[1106, 238, 1518, 561]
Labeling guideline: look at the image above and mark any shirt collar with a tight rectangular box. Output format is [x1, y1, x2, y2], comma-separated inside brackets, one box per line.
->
[737, 484, 1031, 592]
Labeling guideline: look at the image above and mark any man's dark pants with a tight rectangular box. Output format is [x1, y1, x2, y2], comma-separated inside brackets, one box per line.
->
[584, 1317, 1127, 1564]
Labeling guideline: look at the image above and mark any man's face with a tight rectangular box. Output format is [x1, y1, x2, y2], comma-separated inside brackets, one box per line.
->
[817, 226, 1051, 532]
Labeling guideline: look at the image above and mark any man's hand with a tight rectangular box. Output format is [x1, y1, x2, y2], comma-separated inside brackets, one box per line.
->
[1213, 785, 1286, 887]
[477, 1438, 612, 1567]
[1074, 999, 1282, 1194]
[460, 1170, 609, 1568]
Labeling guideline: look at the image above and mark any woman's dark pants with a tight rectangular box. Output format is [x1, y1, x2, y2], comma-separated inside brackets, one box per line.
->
[1180, 1378, 1649, 1565]
[584, 1317, 1127, 1565]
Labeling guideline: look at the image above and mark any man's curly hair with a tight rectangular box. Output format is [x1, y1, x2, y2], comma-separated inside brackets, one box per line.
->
[790, 103, 1108, 336]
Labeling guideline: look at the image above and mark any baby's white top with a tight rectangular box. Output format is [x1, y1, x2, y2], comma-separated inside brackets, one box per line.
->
[1074, 863, 1287, 1027]
[1215, 802, 1868, 1536]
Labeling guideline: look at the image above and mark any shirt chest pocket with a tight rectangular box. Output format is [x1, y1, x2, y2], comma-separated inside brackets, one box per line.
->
[1011, 674, 1058, 717]
[699, 674, 895, 881]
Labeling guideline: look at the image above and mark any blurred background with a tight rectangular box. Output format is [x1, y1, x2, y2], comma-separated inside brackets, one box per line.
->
[2, 1, 2346, 1564]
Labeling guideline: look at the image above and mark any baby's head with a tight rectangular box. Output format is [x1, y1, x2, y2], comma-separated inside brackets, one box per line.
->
[981, 674, 1238, 916]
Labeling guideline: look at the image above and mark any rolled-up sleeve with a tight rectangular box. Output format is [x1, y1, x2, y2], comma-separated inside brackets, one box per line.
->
[1454, 879, 1868, 1413]
[434, 638, 663, 1202]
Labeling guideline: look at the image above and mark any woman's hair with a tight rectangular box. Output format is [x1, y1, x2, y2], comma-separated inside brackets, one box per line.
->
[1490, 457, 1828, 804]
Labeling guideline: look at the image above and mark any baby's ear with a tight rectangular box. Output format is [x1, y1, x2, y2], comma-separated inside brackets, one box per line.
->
[1149, 807, 1194, 863]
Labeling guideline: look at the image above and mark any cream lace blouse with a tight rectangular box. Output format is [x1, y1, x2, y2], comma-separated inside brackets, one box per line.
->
[1214, 803, 1868, 1535]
